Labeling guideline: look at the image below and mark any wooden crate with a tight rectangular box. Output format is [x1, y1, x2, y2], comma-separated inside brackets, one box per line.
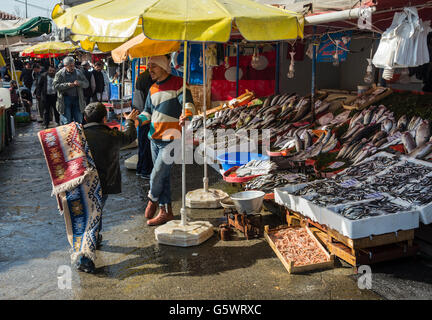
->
[285, 209, 417, 267]
[342, 86, 393, 111]
[264, 225, 335, 274]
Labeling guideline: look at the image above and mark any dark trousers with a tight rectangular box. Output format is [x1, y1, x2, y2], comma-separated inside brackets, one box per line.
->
[43, 94, 60, 126]
[91, 92, 103, 102]
[137, 124, 153, 175]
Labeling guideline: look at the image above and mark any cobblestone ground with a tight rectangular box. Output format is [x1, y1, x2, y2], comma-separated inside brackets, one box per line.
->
[0, 120, 431, 300]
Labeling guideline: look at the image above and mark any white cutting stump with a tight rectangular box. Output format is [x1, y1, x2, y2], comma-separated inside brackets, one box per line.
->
[124, 154, 138, 170]
[186, 188, 229, 208]
[155, 220, 214, 247]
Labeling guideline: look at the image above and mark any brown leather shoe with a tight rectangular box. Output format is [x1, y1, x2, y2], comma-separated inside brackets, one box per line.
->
[166, 203, 173, 216]
[147, 205, 174, 226]
[145, 199, 158, 219]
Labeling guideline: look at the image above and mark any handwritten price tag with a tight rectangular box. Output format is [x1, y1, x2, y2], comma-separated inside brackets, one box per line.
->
[339, 179, 361, 188]
[365, 192, 384, 199]
[328, 161, 346, 169]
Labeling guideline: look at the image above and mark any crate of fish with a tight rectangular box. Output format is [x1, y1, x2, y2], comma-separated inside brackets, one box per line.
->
[274, 181, 323, 215]
[264, 225, 334, 274]
[323, 197, 419, 239]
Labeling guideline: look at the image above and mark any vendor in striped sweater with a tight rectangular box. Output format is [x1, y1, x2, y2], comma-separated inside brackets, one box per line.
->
[137, 55, 195, 226]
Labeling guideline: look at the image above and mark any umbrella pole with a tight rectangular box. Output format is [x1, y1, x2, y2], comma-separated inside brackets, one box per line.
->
[5, 34, 23, 103]
[180, 41, 188, 226]
[184, 43, 228, 209]
[202, 42, 208, 193]
[120, 61, 125, 130]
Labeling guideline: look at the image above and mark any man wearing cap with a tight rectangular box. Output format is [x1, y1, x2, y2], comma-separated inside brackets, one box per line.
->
[137, 55, 195, 226]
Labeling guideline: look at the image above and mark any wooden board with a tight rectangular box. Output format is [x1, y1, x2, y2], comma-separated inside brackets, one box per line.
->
[327, 228, 415, 250]
[264, 225, 334, 274]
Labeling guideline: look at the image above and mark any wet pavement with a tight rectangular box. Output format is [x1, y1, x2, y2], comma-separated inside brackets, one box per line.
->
[0, 119, 431, 300]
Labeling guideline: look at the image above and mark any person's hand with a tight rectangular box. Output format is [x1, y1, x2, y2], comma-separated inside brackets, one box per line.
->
[68, 82, 75, 87]
[179, 114, 187, 127]
[124, 109, 139, 122]
[73, 80, 80, 87]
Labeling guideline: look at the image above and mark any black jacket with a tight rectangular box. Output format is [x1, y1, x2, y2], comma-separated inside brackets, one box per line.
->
[84, 120, 137, 194]
[20, 68, 33, 88]
[35, 72, 57, 105]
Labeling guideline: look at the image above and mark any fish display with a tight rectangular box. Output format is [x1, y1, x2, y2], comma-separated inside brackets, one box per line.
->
[235, 160, 278, 177]
[332, 198, 410, 220]
[245, 172, 308, 193]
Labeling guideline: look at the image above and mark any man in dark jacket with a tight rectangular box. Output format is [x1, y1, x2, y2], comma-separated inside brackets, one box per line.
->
[134, 69, 155, 179]
[81, 103, 138, 272]
[36, 66, 60, 128]
[90, 61, 105, 102]
[81, 61, 93, 105]
[19, 62, 33, 91]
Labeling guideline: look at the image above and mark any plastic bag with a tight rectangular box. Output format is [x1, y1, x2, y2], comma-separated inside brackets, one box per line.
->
[373, 7, 430, 69]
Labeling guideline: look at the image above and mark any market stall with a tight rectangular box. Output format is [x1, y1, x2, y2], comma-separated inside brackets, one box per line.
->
[52, 0, 432, 271]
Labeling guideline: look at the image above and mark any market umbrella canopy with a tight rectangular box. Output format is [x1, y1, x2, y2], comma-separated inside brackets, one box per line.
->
[21, 41, 79, 56]
[52, 0, 304, 42]
[111, 33, 180, 63]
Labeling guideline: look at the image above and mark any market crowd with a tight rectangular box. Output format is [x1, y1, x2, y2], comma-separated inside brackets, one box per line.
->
[3, 54, 195, 273]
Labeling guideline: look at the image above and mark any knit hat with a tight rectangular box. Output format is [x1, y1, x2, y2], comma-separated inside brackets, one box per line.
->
[148, 55, 171, 74]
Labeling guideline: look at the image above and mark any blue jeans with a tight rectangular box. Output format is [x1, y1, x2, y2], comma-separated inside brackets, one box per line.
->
[149, 140, 174, 205]
[137, 124, 153, 175]
[63, 96, 82, 124]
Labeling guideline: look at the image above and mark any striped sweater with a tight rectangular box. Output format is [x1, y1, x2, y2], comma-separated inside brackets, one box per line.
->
[138, 75, 195, 141]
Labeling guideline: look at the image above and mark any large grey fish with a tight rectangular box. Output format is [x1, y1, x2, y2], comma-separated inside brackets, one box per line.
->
[315, 101, 331, 115]
[291, 99, 311, 122]
[303, 130, 313, 149]
[321, 129, 333, 145]
[375, 137, 388, 148]
[294, 134, 303, 152]
[409, 142, 432, 159]
[350, 111, 365, 128]
[397, 114, 408, 131]
[318, 112, 334, 126]
[337, 143, 350, 159]
[363, 108, 375, 125]
[342, 123, 363, 141]
[371, 105, 387, 123]
[262, 96, 272, 110]
[347, 139, 367, 159]
[415, 120, 430, 147]
[321, 135, 338, 153]
[371, 130, 387, 144]
[271, 94, 281, 106]
[402, 132, 416, 153]
[407, 116, 417, 131]
[331, 110, 351, 125]
[343, 141, 360, 159]
[382, 119, 394, 133]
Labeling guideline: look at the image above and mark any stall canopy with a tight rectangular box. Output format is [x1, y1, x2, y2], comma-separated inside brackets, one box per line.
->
[21, 41, 79, 58]
[0, 17, 52, 45]
[111, 34, 180, 63]
[52, 0, 304, 43]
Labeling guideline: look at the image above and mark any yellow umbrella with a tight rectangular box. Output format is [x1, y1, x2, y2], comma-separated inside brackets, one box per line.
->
[52, 0, 304, 243]
[111, 33, 180, 63]
[21, 41, 79, 57]
[52, 0, 304, 43]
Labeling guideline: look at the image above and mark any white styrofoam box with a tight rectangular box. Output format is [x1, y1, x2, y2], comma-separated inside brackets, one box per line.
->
[274, 183, 309, 210]
[417, 203, 432, 225]
[324, 198, 419, 239]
